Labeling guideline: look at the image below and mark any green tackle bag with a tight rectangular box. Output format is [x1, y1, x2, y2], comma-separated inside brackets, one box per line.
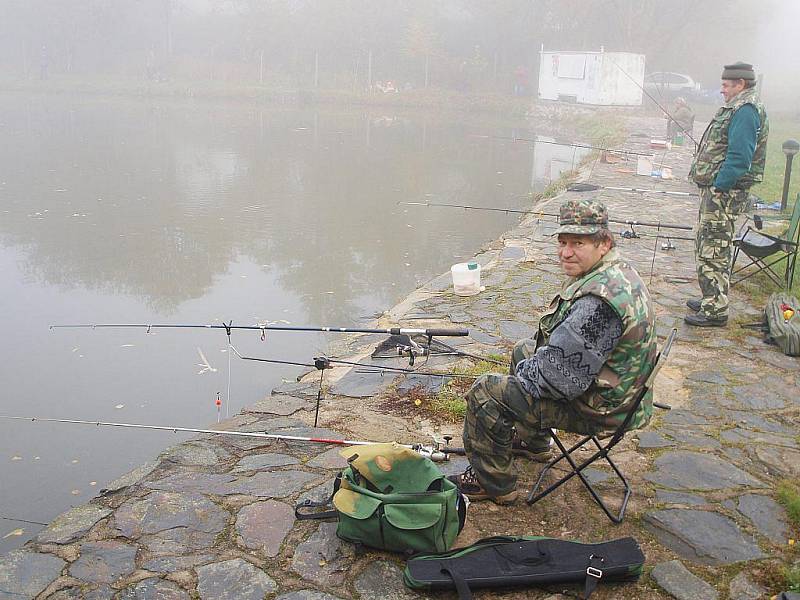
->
[295, 443, 467, 554]
[764, 292, 800, 356]
[403, 535, 645, 600]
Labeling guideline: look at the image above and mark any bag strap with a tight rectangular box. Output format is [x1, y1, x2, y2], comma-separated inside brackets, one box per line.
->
[583, 554, 605, 599]
[294, 473, 341, 521]
[440, 567, 473, 600]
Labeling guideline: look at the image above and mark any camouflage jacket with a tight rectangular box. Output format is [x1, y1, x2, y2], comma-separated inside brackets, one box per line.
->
[689, 87, 769, 188]
[536, 249, 657, 429]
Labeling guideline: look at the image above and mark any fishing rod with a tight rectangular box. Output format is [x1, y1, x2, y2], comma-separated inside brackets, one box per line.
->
[400, 201, 693, 231]
[470, 134, 655, 157]
[229, 343, 481, 428]
[567, 183, 698, 198]
[0, 415, 450, 462]
[228, 345, 479, 380]
[607, 57, 699, 146]
[50, 323, 469, 338]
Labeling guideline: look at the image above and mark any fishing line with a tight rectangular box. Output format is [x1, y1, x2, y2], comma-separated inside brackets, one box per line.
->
[469, 134, 655, 157]
[607, 57, 699, 146]
[400, 201, 693, 231]
[0, 515, 48, 526]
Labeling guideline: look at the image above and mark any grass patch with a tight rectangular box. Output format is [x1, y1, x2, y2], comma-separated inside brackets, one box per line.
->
[428, 358, 505, 421]
[785, 564, 800, 593]
[751, 116, 800, 206]
[777, 480, 800, 528]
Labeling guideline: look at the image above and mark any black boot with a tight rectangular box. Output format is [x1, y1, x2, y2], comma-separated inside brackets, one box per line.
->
[684, 312, 728, 327]
[686, 298, 702, 312]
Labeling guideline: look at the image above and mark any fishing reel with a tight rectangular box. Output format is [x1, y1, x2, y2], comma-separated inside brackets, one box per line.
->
[412, 434, 454, 462]
[620, 227, 640, 240]
[384, 334, 437, 366]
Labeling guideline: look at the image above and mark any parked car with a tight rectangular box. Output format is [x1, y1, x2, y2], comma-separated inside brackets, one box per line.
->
[643, 72, 701, 97]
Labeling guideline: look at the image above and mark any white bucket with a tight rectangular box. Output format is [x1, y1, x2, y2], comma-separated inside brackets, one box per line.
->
[636, 155, 654, 176]
[451, 261, 481, 296]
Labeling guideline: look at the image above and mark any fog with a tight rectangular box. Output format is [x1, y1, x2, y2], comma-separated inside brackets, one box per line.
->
[0, 0, 797, 109]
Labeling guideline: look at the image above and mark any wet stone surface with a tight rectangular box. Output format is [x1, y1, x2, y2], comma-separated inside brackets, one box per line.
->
[36, 504, 112, 545]
[354, 559, 430, 600]
[655, 491, 707, 506]
[119, 578, 191, 599]
[0, 549, 66, 599]
[330, 370, 397, 398]
[196, 558, 277, 600]
[246, 395, 311, 415]
[113, 491, 229, 537]
[275, 592, 347, 600]
[644, 451, 764, 491]
[236, 500, 296, 556]
[728, 571, 767, 600]
[160, 440, 231, 466]
[644, 509, 765, 565]
[650, 560, 719, 600]
[636, 431, 675, 448]
[232, 452, 300, 472]
[291, 522, 354, 587]
[733, 494, 790, 541]
[69, 540, 138, 584]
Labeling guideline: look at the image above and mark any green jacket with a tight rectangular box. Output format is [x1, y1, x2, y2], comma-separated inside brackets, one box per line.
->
[690, 87, 769, 189]
[536, 249, 657, 429]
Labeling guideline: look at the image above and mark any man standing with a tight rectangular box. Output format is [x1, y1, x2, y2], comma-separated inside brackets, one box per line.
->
[686, 62, 769, 327]
[449, 198, 657, 503]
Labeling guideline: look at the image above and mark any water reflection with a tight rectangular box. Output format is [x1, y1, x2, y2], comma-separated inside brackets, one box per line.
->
[530, 135, 593, 193]
[0, 94, 540, 553]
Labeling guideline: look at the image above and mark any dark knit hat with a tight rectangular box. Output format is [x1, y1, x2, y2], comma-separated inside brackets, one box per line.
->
[721, 62, 755, 81]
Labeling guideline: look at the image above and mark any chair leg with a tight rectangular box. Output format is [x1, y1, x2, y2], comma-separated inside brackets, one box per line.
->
[731, 256, 786, 288]
[526, 434, 632, 524]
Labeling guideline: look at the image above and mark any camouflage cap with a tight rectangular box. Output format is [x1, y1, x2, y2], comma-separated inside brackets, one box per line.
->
[553, 198, 608, 235]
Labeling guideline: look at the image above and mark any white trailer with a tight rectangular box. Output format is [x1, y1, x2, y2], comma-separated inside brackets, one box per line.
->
[537, 46, 645, 106]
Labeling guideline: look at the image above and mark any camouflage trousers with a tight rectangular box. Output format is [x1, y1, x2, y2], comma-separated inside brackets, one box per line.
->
[694, 187, 749, 318]
[462, 338, 600, 497]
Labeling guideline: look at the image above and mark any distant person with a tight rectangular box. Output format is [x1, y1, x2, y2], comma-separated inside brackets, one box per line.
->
[667, 97, 695, 140]
[686, 62, 769, 327]
[513, 65, 529, 96]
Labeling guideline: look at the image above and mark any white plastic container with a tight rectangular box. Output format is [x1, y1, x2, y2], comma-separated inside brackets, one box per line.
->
[636, 155, 654, 176]
[451, 261, 481, 296]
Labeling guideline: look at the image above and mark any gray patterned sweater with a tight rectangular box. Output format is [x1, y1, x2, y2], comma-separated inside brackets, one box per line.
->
[514, 295, 623, 401]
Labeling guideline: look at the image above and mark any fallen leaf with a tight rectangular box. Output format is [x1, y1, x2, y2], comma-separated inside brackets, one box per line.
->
[10, 456, 22, 461]
[3, 528, 24, 539]
[71, 490, 80, 495]
[89, 481, 97, 486]
[115, 404, 125, 409]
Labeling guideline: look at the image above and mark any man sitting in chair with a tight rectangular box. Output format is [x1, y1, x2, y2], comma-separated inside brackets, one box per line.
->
[449, 198, 657, 504]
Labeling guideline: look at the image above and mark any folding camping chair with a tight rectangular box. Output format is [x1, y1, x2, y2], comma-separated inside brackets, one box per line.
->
[731, 193, 800, 290]
[526, 328, 677, 524]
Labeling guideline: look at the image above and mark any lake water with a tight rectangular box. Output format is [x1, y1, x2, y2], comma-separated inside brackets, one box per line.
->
[0, 93, 555, 552]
